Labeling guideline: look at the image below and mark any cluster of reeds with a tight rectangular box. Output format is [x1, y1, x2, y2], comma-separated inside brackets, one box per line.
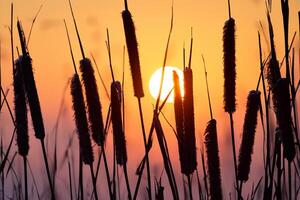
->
[2, 0, 300, 200]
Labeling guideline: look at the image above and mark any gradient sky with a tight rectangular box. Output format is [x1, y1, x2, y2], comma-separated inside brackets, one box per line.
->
[0, 0, 299, 199]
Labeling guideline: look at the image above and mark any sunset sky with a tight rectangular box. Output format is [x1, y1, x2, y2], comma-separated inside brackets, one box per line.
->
[0, 0, 299, 199]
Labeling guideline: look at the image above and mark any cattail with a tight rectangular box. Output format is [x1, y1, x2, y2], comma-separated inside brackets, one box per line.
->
[274, 78, 295, 161]
[223, 17, 236, 113]
[79, 58, 104, 146]
[70, 74, 94, 165]
[14, 58, 29, 157]
[266, 13, 281, 113]
[183, 67, 197, 175]
[111, 81, 127, 165]
[122, 6, 144, 98]
[17, 21, 45, 140]
[173, 70, 186, 174]
[21, 54, 45, 140]
[237, 90, 261, 181]
[204, 119, 222, 200]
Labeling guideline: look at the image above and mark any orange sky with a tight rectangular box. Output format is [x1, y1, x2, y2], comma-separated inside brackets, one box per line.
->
[0, 0, 299, 199]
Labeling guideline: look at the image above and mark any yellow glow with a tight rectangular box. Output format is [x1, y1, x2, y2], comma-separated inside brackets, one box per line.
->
[149, 66, 184, 103]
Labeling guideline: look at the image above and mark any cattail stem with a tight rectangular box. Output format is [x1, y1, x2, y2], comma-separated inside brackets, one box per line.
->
[124, 164, 132, 200]
[187, 175, 193, 200]
[201, 152, 209, 198]
[79, 152, 83, 200]
[227, 0, 231, 19]
[229, 113, 240, 198]
[68, 158, 73, 200]
[89, 165, 98, 200]
[288, 162, 291, 200]
[23, 156, 28, 200]
[41, 139, 55, 199]
[102, 147, 114, 200]
[133, 98, 152, 200]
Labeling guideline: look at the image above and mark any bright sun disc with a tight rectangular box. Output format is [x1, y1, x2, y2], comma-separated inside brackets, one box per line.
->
[149, 66, 184, 103]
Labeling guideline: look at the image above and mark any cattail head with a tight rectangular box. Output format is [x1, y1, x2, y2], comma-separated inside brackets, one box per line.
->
[79, 58, 104, 146]
[70, 74, 94, 165]
[14, 58, 29, 157]
[183, 67, 197, 175]
[173, 70, 186, 174]
[223, 17, 236, 113]
[122, 9, 144, 98]
[274, 78, 295, 162]
[237, 90, 261, 181]
[111, 81, 127, 165]
[20, 55, 45, 140]
[204, 119, 222, 200]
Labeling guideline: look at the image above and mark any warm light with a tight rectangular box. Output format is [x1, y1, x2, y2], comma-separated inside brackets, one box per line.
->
[149, 66, 184, 103]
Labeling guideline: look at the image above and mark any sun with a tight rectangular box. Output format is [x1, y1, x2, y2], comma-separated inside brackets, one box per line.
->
[149, 66, 184, 103]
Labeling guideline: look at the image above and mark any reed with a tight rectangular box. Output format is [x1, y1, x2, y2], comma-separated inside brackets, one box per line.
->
[173, 71, 186, 174]
[79, 58, 105, 146]
[223, 0, 240, 198]
[122, 0, 151, 198]
[111, 81, 127, 165]
[237, 90, 261, 182]
[183, 67, 197, 175]
[16, 19, 54, 199]
[122, 1, 144, 98]
[71, 74, 94, 165]
[67, 0, 113, 198]
[274, 78, 295, 162]
[204, 119, 222, 200]
[223, 13, 236, 114]
[14, 57, 29, 200]
[111, 80, 132, 199]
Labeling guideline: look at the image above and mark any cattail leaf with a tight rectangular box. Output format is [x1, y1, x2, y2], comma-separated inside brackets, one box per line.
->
[80, 58, 104, 146]
[237, 90, 261, 181]
[223, 18, 236, 113]
[71, 74, 94, 165]
[14, 58, 29, 157]
[204, 119, 222, 200]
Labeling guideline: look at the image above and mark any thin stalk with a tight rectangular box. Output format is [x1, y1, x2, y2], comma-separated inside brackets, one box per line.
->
[202, 55, 213, 119]
[23, 156, 28, 200]
[133, 98, 152, 200]
[124, 164, 132, 200]
[288, 162, 291, 200]
[196, 169, 203, 200]
[102, 146, 114, 200]
[89, 165, 98, 200]
[68, 158, 73, 200]
[229, 113, 240, 199]
[0, 139, 3, 200]
[187, 175, 193, 200]
[259, 32, 271, 200]
[201, 151, 209, 198]
[117, 166, 120, 200]
[79, 152, 83, 200]
[41, 139, 55, 199]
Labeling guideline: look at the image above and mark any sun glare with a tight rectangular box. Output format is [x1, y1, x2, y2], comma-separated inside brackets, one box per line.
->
[149, 66, 184, 103]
